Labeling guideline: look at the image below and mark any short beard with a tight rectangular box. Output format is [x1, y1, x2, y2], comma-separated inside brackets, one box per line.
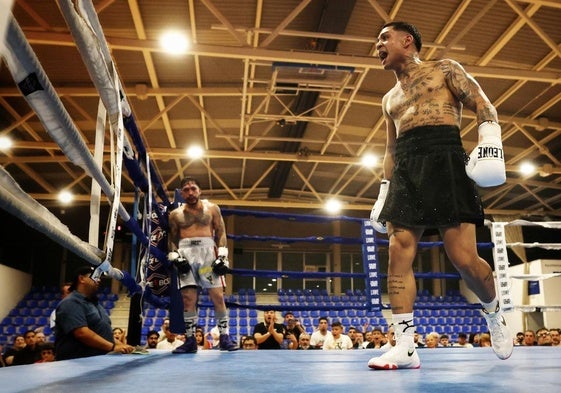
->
[186, 196, 199, 206]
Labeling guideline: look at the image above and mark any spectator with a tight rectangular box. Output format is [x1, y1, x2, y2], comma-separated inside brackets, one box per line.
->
[113, 327, 127, 345]
[469, 333, 480, 347]
[34, 331, 47, 345]
[353, 331, 365, 349]
[242, 336, 258, 350]
[414, 331, 425, 348]
[156, 325, 185, 351]
[439, 334, 451, 347]
[195, 327, 211, 350]
[157, 318, 170, 342]
[536, 327, 552, 346]
[365, 328, 385, 349]
[55, 265, 134, 360]
[380, 325, 396, 352]
[523, 329, 536, 346]
[253, 310, 286, 349]
[310, 317, 333, 349]
[363, 330, 373, 348]
[12, 330, 42, 365]
[49, 282, 72, 329]
[284, 312, 305, 344]
[3, 335, 26, 366]
[297, 333, 314, 350]
[145, 330, 159, 349]
[515, 331, 524, 346]
[35, 343, 56, 363]
[549, 328, 560, 347]
[322, 321, 353, 350]
[424, 332, 439, 349]
[479, 333, 492, 347]
[453, 333, 473, 348]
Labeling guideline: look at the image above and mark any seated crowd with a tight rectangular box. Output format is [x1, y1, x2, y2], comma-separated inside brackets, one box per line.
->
[2, 283, 561, 365]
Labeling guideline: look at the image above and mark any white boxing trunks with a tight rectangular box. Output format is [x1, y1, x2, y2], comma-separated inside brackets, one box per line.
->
[177, 237, 224, 289]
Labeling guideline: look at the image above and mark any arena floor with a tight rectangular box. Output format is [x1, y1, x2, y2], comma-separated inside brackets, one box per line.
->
[2, 346, 559, 393]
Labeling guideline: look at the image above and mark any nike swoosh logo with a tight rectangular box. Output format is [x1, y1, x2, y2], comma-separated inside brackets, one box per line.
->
[408, 349, 415, 356]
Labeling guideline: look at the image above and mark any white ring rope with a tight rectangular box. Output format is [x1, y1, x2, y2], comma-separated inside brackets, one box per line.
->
[508, 242, 561, 250]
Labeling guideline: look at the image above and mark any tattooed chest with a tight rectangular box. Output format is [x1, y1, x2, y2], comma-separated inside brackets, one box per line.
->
[387, 72, 460, 131]
[179, 208, 212, 228]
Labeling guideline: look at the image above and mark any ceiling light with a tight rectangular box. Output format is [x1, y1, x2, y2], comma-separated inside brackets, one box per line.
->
[361, 153, 378, 168]
[519, 162, 536, 176]
[325, 198, 342, 214]
[186, 145, 204, 159]
[0, 136, 13, 151]
[58, 190, 74, 204]
[160, 30, 190, 55]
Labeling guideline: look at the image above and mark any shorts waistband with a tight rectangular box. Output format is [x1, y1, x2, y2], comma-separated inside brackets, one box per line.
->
[395, 125, 462, 155]
[178, 237, 215, 248]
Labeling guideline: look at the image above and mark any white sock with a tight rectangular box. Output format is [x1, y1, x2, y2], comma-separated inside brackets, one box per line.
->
[481, 296, 499, 313]
[392, 312, 415, 344]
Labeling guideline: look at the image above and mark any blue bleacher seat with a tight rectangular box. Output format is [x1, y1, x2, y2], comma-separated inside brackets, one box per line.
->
[249, 318, 258, 326]
[249, 310, 257, 318]
[156, 309, 167, 318]
[229, 309, 237, 318]
[239, 326, 249, 336]
[239, 319, 248, 327]
[143, 317, 154, 327]
[229, 319, 237, 327]
[239, 309, 247, 318]
[3, 325, 15, 335]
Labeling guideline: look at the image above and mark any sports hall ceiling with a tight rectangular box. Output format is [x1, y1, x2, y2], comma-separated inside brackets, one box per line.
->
[1, 0, 561, 220]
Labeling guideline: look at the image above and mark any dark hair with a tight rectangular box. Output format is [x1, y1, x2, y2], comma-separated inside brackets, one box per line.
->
[147, 330, 159, 338]
[382, 21, 422, 52]
[180, 176, 201, 188]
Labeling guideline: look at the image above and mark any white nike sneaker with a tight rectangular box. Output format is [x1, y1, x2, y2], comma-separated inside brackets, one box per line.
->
[483, 307, 513, 360]
[368, 343, 421, 370]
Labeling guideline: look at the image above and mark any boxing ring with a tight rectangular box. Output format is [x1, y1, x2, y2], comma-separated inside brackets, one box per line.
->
[1, 3, 561, 392]
[2, 347, 560, 393]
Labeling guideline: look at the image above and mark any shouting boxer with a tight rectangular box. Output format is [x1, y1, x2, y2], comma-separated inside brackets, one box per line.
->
[167, 176, 237, 353]
[368, 22, 512, 370]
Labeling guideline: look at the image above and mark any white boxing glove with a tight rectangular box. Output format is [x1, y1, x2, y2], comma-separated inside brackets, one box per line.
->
[218, 246, 228, 259]
[370, 180, 389, 234]
[167, 251, 180, 261]
[466, 121, 506, 187]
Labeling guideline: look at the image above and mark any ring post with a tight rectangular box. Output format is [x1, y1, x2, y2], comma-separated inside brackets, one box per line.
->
[361, 220, 382, 311]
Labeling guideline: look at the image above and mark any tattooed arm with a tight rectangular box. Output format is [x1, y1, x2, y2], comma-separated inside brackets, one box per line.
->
[441, 59, 498, 124]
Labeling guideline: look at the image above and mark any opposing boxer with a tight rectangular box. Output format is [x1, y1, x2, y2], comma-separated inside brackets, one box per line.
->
[368, 21, 511, 370]
[167, 176, 237, 353]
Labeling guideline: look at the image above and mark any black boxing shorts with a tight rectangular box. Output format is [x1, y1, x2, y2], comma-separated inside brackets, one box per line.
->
[379, 125, 484, 230]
